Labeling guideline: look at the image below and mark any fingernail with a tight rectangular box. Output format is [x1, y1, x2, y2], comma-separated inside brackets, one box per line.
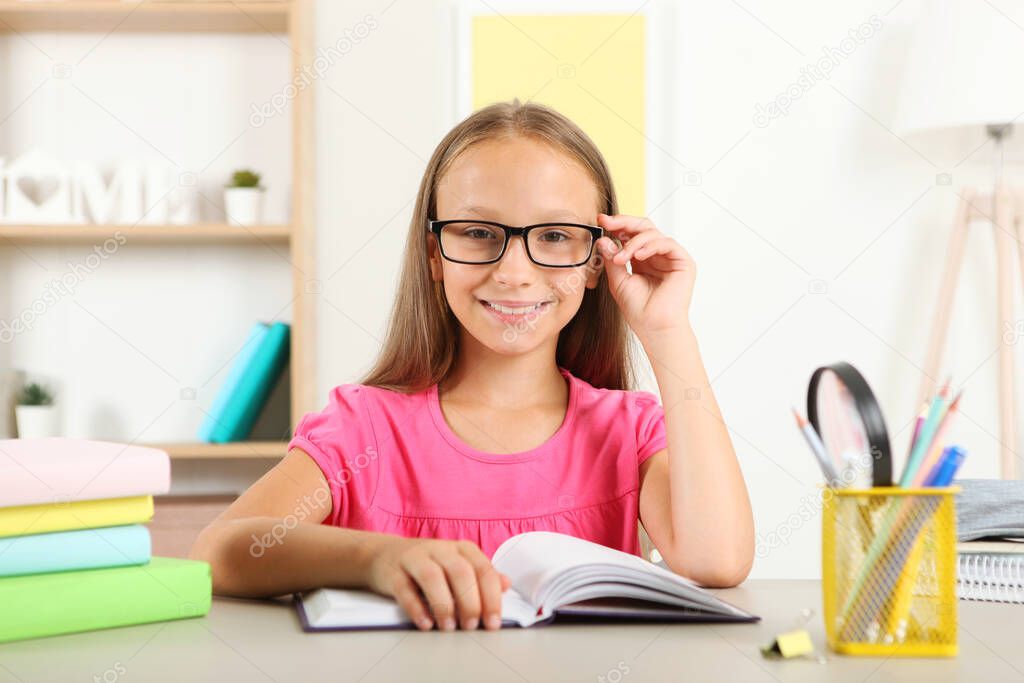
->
[465, 617, 479, 630]
[441, 617, 456, 631]
[417, 616, 433, 630]
[485, 614, 502, 630]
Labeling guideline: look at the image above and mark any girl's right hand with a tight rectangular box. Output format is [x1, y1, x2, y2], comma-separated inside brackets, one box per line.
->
[366, 536, 512, 632]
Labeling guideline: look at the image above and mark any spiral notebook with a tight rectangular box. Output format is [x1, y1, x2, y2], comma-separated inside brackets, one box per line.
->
[956, 539, 1024, 604]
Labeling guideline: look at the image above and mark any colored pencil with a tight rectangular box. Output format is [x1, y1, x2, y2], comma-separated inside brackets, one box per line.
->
[910, 391, 961, 488]
[899, 381, 950, 487]
[906, 402, 928, 459]
[792, 407, 839, 485]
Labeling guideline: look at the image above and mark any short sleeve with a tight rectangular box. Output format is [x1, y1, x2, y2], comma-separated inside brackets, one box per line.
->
[287, 384, 380, 526]
[633, 390, 668, 466]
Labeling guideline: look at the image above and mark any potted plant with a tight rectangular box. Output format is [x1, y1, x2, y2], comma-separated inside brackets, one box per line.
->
[224, 169, 264, 226]
[15, 382, 58, 438]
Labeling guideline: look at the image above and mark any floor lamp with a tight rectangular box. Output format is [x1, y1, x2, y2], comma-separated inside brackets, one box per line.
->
[895, 0, 1024, 479]
[915, 168, 1020, 480]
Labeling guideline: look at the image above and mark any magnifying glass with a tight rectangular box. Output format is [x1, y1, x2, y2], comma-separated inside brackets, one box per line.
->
[807, 362, 892, 488]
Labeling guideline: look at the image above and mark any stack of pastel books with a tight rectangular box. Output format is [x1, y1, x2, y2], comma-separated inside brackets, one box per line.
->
[0, 438, 212, 643]
[197, 321, 290, 443]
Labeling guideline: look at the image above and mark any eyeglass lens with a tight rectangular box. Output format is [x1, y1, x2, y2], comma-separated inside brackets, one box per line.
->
[439, 221, 593, 266]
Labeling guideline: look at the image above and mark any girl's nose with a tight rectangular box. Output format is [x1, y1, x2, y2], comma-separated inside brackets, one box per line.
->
[492, 235, 536, 285]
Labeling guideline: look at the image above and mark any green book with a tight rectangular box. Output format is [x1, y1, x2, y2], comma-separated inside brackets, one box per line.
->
[0, 557, 212, 643]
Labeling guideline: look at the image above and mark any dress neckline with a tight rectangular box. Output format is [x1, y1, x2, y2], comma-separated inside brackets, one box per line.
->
[428, 366, 577, 463]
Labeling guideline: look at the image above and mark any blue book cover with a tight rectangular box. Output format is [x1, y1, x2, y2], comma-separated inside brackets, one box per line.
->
[197, 322, 269, 442]
[209, 322, 290, 443]
[0, 525, 151, 577]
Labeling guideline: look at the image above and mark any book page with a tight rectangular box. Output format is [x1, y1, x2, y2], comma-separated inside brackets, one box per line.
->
[301, 586, 540, 629]
[491, 531, 751, 619]
[303, 587, 409, 628]
[492, 531, 692, 605]
[500, 587, 543, 627]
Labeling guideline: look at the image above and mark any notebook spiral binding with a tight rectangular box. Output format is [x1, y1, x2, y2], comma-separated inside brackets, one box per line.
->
[957, 554, 1024, 604]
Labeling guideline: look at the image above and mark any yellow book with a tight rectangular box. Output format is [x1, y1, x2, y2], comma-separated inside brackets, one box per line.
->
[0, 496, 154, 538]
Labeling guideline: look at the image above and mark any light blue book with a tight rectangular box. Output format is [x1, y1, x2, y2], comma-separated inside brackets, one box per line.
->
[197, 322, 270, 442]
[0, 525, 151, 577]
[209, 322, 290, 443]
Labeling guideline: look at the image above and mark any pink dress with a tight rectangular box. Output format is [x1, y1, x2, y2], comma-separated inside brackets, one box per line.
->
[287, 366, 668, 558]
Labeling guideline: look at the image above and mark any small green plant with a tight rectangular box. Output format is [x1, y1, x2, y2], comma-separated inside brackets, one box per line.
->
[227, 169, 262, 189]
[18, 383, 54, 406]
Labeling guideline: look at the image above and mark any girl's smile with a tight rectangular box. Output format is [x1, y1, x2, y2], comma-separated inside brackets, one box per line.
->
[479, 298, 555, 323]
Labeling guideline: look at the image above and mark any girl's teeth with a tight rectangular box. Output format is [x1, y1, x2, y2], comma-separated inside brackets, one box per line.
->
[487, 301, 546, 315]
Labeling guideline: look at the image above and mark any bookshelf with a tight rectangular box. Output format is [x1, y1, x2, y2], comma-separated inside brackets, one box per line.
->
[155, 441, 286, 459]
[0, 0, 316, 460]
[0, 2, 290, 33]
[0, 224, 291, 244]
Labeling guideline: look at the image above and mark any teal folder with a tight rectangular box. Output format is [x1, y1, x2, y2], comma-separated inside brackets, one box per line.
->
[209, 322, 290, 443]
[197, 322, 269, 442]
[0, 525, 151, 577]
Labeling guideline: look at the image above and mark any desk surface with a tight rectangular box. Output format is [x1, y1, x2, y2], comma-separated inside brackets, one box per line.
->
[1, 580, 1022, 682]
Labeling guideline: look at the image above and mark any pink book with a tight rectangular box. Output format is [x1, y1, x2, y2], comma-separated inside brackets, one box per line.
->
[0, 438, 170, 508]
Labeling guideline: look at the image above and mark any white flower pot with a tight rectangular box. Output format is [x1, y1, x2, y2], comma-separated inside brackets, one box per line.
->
[0, 370, 24, 438]
[15, 405, 59, 438]
[224, 187, 264, 226]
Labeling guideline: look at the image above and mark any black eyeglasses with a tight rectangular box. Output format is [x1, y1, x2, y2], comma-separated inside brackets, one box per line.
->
[427, 219, 604, 268]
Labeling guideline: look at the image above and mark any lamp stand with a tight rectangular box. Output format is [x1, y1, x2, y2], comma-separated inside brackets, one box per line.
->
[918, 129, 1022, 477]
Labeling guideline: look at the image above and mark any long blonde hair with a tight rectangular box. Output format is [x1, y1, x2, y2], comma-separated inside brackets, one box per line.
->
[358, 99, 637, 393]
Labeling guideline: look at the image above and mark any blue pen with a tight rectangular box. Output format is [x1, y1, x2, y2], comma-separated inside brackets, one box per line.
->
[924, 445, 966, 486]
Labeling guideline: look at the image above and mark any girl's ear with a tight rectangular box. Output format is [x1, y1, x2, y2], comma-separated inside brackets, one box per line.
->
[427, 234, 444, 282]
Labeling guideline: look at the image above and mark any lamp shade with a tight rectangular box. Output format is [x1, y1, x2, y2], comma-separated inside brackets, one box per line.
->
[895, 0, 1024, 134]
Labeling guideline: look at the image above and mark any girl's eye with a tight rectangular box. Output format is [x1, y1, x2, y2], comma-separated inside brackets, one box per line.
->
[537, 230, 569, 243]
[464, 227, 499, 240]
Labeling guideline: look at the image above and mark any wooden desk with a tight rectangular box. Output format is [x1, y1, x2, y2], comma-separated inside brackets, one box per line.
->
[0, 581, 1022, 682]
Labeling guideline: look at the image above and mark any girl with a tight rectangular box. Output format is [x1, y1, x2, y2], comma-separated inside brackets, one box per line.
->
[192, 100, 753, 633]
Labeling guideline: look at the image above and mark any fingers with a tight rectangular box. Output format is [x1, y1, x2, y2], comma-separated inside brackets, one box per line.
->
[397, 540, 507, 632]
[598, 213, 656, 236]
[435, 549, 482, 631]
[634, 237, 690, 262]
[389, 571, 435, 631]
[458, 541, 506, 631]
[596, 212, 692, 274]
[404, 556, 457, 631]
[610, 230, 662, 265]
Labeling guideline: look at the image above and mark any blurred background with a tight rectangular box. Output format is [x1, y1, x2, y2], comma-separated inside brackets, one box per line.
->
[0, 0, 1021, 579]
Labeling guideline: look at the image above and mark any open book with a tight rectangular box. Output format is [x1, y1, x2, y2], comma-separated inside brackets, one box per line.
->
[295, 531, 758, 630]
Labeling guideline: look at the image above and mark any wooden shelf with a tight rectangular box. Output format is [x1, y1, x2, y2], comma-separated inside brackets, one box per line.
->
[151, 441, 287, 459]
[0, 0, 318, 460]
[0, 223, 290, 244]
[0, 2, 290, 33]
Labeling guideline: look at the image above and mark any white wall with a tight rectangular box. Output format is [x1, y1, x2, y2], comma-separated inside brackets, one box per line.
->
[312, 0, 1022, 579]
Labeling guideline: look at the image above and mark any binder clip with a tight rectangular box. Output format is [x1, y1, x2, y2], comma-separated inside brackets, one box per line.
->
[760, 630, 815, 659]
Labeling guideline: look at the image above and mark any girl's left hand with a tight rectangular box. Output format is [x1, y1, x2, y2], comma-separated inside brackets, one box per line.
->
[595, 213, 696, 342]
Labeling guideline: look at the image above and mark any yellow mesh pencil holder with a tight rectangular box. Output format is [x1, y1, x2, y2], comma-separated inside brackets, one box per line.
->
[821, 486, 959, 657]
